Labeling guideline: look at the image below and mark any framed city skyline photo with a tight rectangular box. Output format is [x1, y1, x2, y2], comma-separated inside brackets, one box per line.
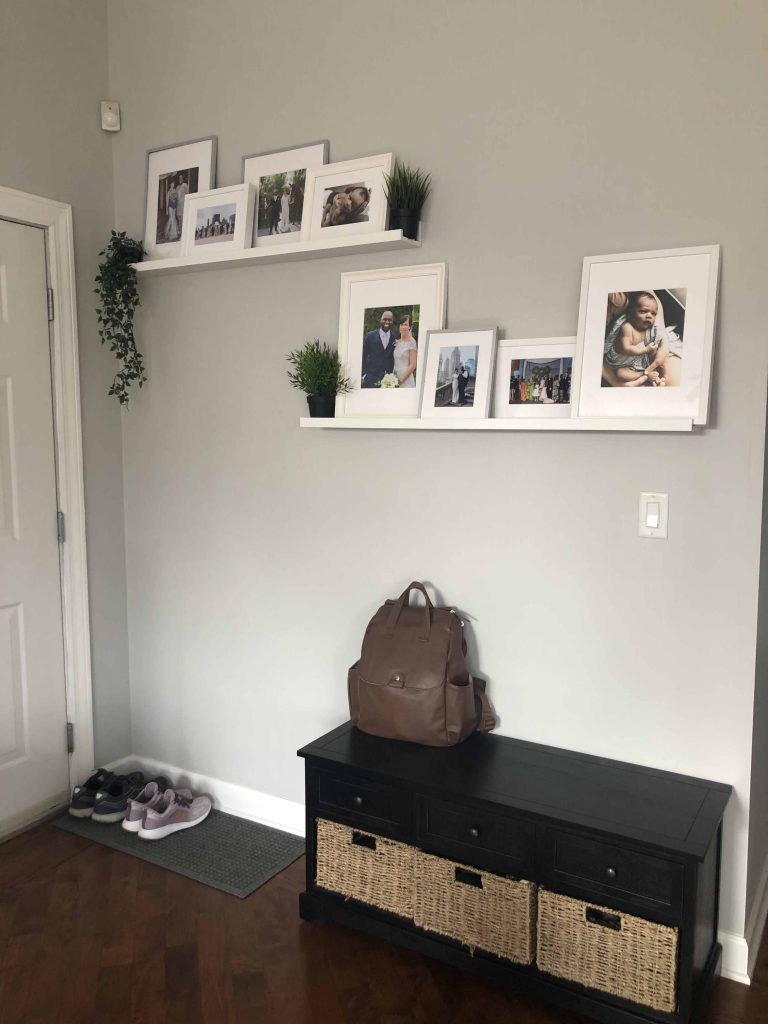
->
[144, 136, 217, 259]
[574, 246, 720, 423]
[493, 338, 576, 419]
[242, 140, 328, 247]
[303, 154, 393, 242]
[419, 329, 497, 419]
[336, 263, 447, 418]
[181, 184, 255, 257]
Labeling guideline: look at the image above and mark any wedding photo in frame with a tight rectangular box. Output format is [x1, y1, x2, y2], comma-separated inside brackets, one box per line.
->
[302, 153, 393, 242]
[574, 245, 720, 424]
[419, 328, 497, 419]
[242, 140, 328, 247]
[336, 263, 447, 419]
[493, 338, 576, 419]
[143, 136, 217, 260]
[180, 184, 255, 257]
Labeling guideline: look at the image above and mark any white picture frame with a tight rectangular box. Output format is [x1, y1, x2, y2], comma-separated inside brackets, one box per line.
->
[144, 136, 217, 260]
[336, 263, 447, 419]
[302, 153, 394, 242]
[574, 245, 720, 424]
[419, 329, 497, 419]
[180, 184, 255, 257]
[493, 337, 576, 419]
[242, 140, 328, 247]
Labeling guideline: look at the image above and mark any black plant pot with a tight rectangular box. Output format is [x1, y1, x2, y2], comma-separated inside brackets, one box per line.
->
[306, 394, 336, 418]
[389, 209, 420, 241]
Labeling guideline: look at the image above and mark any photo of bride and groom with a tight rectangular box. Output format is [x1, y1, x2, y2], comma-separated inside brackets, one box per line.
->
[155, 167, 198, 245]
[360, 304, 420, 389]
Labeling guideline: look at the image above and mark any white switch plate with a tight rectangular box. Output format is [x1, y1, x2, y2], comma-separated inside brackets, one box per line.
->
[639, 492, 668, 539]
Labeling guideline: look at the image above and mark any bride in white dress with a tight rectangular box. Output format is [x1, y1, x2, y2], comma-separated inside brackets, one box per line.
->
[393, 314, 417, 387]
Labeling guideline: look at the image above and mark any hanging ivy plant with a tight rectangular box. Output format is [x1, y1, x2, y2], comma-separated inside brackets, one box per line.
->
[94, 231, 146, 405]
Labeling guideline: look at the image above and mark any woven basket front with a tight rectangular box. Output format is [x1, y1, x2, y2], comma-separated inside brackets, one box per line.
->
[414, 851, 535, 964]
[537, 888, 678, 1013]
[315, 818, 414, 919]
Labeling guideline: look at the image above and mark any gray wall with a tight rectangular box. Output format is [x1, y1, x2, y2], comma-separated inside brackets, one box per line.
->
[109, 0, 768, 939]
[748, 383, 768, 927]
[0, 0, 131, 763]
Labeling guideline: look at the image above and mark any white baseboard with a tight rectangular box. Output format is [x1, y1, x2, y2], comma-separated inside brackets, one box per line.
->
[745, 850, 768, 979]
[104, 755, 305, 837]
[719, 929, 751, 984]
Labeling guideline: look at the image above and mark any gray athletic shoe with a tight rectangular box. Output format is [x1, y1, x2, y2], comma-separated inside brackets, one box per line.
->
[91, 772, 145, 823]
[138, 788, 212, 840]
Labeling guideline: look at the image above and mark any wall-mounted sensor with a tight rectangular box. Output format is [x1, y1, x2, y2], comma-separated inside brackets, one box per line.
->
[100, 101, 121, 132]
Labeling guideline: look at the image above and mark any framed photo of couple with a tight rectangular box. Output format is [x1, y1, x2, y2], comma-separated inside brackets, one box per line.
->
[335, 263, 447, 418]
[242, 140, 328, 247]
[143, 136, 217, 260]
[574, 245, 720, 424]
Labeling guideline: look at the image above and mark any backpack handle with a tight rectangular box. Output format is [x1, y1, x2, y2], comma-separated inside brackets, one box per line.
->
[384, 581, 433, 642]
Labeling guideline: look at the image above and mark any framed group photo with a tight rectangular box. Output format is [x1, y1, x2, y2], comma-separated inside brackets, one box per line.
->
[144, 136, 217, 259]
[302, 154, 393, 242]
[493, 338, 576, 419]
[574, 245, 720, 424]
[181, 184, 255, 257]
[243, 140, 328, 247]
[336, 263, 447, 418]
[419, 329, 497, 419]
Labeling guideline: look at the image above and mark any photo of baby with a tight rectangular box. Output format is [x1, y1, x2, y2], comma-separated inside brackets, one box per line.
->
[601, 289, 686, 388]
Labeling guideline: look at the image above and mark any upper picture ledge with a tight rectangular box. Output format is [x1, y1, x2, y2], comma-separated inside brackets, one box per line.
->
[132, 230, 420, 277]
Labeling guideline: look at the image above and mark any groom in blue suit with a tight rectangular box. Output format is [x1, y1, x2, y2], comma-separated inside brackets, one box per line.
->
[361, 310, 396, 388]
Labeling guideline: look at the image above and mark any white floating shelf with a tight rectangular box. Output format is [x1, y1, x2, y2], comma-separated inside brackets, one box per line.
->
[133, 230, 420, 277]
[299, 416, 694, 432]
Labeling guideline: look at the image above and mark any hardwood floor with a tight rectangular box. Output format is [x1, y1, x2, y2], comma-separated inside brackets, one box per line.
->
[0, 821, 764, 1024]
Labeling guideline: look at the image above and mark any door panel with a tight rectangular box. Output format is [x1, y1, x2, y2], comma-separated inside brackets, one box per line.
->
[0, 219, 69, 830]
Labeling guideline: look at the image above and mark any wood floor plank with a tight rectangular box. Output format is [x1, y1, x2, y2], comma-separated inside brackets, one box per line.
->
[0, 822, 765, 1024]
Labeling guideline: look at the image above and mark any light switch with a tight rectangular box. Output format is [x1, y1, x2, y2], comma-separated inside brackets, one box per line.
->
[639, 493, 668, 539]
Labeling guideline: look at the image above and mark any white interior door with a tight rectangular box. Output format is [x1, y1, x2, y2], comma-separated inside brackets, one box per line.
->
[0, 218, 69, 833]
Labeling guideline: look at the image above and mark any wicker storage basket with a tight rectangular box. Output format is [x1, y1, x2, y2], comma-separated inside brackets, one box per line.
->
[414, 851, 536, 964]
[537, 888, 679, 1013]
[315, 818, 414, 919]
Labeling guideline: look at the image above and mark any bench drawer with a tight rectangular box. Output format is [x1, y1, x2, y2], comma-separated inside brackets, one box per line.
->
[317, 770, 410, 830]
[419, 796, 535, 874]
[541, 828, 683, 911]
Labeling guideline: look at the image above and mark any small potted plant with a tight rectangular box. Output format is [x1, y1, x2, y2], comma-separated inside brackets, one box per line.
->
[383, 160, 432, 241]
[287, 339, 351, 417]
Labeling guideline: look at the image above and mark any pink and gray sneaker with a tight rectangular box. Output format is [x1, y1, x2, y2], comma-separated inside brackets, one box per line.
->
[138, 788, 212, 840]
[121, 778, 171, 832]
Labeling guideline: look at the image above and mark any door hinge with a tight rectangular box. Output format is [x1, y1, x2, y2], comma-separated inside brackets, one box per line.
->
[47, 287, 54, 322]
[57, 510, 66, 543]
[66, 722, 75, 754]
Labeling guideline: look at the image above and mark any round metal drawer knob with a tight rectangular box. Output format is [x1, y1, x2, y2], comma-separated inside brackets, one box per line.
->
[469, 826, 480, 839]
[605, 866, 617, 880]
[353, 795, 364, 807]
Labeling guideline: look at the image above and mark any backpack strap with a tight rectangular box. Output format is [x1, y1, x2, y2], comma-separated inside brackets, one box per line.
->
[471, 675, 496, 732]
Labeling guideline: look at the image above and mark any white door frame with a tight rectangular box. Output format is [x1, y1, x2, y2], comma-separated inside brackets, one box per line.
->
[0, 184, 94, 792]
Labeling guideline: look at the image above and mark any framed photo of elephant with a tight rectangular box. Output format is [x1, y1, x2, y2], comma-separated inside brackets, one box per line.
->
[335, 263, 447, 418]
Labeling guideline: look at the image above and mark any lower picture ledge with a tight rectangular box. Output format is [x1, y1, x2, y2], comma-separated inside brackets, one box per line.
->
[299, 417, 695, 432]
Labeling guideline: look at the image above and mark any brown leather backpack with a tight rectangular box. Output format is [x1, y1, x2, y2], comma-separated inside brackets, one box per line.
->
[348, 582, 495, 747]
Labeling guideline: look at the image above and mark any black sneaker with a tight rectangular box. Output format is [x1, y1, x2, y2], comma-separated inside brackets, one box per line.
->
[69, 768, 115, 818]
[91, 772, 145, 823]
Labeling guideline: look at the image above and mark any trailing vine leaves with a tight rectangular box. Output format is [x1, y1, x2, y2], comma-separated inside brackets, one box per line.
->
[94, 232, 146, 405]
